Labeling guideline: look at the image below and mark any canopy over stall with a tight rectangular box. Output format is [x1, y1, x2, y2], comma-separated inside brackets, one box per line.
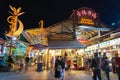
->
[29, 44, 48, 49]
[48, 40, 86, 49]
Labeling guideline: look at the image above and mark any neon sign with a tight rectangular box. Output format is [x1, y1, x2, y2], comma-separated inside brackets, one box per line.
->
[76, 7, 97, 19]
[75, 7, 98, 26]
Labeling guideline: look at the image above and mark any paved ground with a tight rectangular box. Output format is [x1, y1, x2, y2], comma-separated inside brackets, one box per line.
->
[0, 66, 118, 80]
[0, 70, 92, 80]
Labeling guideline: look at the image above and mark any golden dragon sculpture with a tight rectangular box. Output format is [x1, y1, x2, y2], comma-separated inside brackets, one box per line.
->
[6, 5, 24, 37]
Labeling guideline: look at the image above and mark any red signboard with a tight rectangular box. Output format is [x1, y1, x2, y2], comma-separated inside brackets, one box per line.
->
[79, 39, 88, 43]
[76, 7, 97, 19]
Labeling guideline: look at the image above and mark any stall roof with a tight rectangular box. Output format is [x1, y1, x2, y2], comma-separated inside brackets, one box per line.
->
[29, 44, 48, 49]
[48, 40, 86, 49]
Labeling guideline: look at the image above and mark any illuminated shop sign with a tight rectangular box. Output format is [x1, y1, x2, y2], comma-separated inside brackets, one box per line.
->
[79, 18, 94, 25]
[76, 7, 98, 26]
[76, 9, 97, 19]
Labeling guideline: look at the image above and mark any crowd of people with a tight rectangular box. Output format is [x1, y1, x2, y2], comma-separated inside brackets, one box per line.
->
[4, 55, 30, 73]
[85, 52, 120, 80]
[1, 52, 120, 80]
[54, 56, 66, 80]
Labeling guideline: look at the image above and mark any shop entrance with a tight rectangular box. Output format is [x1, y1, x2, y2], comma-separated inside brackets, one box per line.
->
[49, 49, 85, 70]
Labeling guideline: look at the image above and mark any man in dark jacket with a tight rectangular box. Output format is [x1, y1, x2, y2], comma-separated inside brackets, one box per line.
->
[55, 56, 61, 79]
[25, 55, 30, 71]
[91, 52, 102, 80]
[102, 53, 110, 80]
[7, 55, 15, 71]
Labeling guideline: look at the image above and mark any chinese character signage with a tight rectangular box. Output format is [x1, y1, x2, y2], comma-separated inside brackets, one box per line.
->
[75, 7, 98, 26]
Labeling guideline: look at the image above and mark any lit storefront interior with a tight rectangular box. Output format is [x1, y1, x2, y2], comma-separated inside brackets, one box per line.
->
[85, 37, 120, 59]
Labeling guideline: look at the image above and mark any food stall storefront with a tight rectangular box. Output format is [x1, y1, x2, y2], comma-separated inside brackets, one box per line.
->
[99, 37, 120, 58]
[48, 40, 85, 69]
[85, 37, 120, 59]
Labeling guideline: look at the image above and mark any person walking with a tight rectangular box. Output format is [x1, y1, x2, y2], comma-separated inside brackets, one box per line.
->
[111, 56, 116, 73]
[85, 58, 91, 73]
[54, 56, 61, 80]
[66, 58, 71, 71]
[91, 52, 102, 80]
[37, 60, 43, 72]
[25, 55, 30, 71]
[19, 58, 25, 73]
[60, 56, 66, 80]
[101, 53, 111, 80]
[0, 57, 5, 66]
[114, 53, 120, 80]
[50, 57, 54, 72]
[7, 55, 15, 71]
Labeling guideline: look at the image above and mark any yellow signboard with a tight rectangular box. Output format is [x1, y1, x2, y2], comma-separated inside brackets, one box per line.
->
[79, 18, 94, 25]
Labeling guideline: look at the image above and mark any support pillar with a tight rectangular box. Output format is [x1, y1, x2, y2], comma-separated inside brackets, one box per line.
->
[46, 48, 50, 70]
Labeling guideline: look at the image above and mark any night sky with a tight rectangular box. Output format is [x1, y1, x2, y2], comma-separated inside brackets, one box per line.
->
[0, 0, 120, 39]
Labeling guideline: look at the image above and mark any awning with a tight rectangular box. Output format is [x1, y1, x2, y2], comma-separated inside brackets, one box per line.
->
[29, 44, 48, 49]
[48, 40, 86, 49]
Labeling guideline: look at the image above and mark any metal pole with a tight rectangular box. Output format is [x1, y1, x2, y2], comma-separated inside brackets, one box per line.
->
[9, 38, 13, 55]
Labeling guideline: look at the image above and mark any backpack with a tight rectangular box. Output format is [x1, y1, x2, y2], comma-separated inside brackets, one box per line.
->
[101, 59, 111, 71]
[91, 57, 100, 69]
[101, 60, 106, 71]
